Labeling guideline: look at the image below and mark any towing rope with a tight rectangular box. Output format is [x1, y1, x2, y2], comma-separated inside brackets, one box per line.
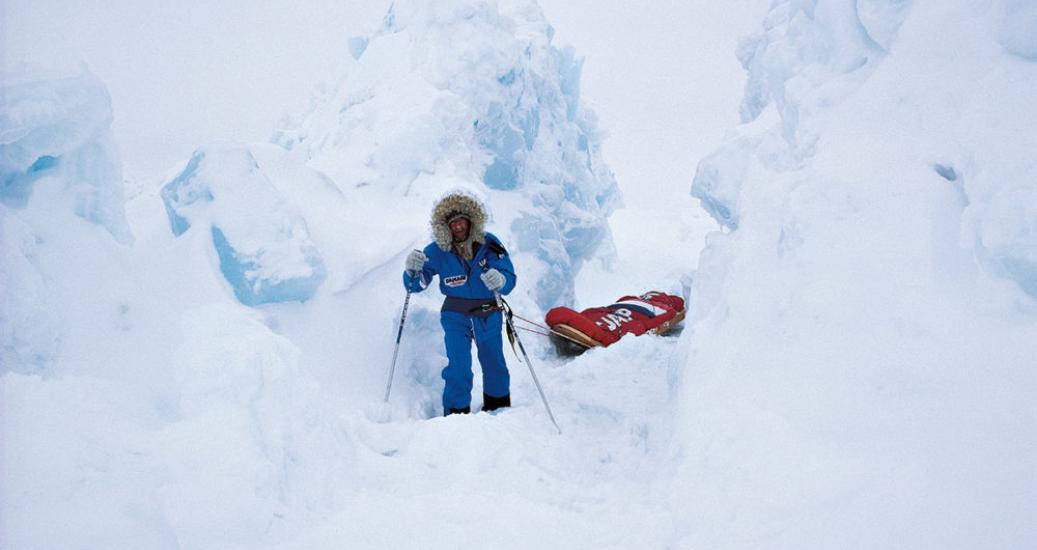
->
[510, 312, 551, 330]
[515, 325, 553, 338]
[498, 298, 590, 350]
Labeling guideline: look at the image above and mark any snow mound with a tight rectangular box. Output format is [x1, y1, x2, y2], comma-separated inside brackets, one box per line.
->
[677, 1, 1037, 547]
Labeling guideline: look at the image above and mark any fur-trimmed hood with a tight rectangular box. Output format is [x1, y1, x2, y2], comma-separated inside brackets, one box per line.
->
[430, 192, 487, 258]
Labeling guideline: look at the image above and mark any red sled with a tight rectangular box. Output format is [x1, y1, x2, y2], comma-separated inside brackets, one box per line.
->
[545, 291, 686, 352]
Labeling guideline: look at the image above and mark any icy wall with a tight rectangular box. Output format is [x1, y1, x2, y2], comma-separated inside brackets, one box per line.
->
[674, 1, 1037, 547]
[274, 0, 620, 309]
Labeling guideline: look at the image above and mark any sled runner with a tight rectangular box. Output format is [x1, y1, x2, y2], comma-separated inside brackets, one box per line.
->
[543, 291, 686, 353]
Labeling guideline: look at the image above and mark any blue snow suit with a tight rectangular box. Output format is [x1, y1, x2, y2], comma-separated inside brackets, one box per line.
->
[402, 232, 517, 412]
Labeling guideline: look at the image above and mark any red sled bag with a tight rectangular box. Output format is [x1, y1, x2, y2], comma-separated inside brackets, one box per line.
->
[545, 291, 686, 349]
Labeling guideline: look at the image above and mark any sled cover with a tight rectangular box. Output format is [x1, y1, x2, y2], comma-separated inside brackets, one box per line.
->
[545, 291, 685, 348]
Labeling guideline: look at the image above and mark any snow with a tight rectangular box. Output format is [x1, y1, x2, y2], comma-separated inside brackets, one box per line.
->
[672, 1, 1037, 547]
[2, 0, 1036, 548]
[274, 0, 620, 309]
[160, 143, 328, 305]
[998, 0, 1037, 60]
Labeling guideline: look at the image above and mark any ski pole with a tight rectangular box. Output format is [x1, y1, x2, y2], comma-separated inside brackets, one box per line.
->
[493, 290, 562, 434]
[384, 286, 413, 402]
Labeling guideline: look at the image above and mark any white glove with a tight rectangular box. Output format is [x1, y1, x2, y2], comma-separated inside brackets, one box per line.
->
[405, 250, 427, 273]
[480, 268, 505, 292]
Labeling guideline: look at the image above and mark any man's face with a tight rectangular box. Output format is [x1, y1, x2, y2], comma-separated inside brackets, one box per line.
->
[449, 217, 470, 242]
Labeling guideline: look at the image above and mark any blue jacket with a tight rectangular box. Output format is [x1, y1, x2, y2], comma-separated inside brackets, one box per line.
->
[403, 232, 516, 298]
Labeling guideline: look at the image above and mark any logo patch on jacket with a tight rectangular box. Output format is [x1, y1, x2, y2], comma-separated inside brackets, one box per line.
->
[444, 275, 467, 287]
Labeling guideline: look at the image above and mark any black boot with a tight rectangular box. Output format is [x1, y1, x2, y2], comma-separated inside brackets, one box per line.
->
[445, 406, 470, 416]
[482, 392, 511, 412]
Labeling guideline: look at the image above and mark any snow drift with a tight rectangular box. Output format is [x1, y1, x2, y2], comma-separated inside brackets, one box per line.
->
[677, 1, 1037, 547]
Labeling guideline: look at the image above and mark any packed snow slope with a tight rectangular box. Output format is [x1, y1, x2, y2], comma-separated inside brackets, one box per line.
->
[2, 0, 1036, 549]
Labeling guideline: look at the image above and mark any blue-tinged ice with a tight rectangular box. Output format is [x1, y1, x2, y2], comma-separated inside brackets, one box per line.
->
[476, 102, 534, 190]
[557, 47, 582, 121]
[0, 65, 132, 243]
[211, 226, 326, 306]
[160, 144, 327, 306]
[159, 151, 213, 236]
[484, 158, 520, 190]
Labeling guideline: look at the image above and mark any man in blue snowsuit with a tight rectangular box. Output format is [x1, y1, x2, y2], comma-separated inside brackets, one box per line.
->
[403, 192, 516, 416]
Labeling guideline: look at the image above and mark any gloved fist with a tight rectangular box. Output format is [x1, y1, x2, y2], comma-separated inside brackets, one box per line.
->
[405, 249, 427, 273]
[480, 268, 505, 292]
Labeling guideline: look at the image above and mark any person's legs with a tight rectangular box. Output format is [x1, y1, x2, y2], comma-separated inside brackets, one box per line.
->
[441, 311, 474, 414]
[474, 312, 510, 410]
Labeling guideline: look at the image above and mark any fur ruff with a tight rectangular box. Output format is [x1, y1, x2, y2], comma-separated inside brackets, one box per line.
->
[430, 192, 487, 260]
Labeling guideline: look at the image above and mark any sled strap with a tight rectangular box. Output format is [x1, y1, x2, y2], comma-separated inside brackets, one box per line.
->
[499, 298, 520, 358]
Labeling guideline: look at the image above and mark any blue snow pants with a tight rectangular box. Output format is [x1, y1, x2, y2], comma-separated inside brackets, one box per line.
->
[440, 309, 510, 411]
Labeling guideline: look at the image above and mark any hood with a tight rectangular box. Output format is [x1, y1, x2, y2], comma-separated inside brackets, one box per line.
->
[430, 191, 488, 257]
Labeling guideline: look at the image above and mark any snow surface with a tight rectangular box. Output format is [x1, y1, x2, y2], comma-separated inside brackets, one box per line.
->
[2, 0, 1036, 549]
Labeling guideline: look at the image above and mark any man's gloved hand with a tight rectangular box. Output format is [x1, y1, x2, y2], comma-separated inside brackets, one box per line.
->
[405, 250, 427, 273]
[480, 268, 505, 292]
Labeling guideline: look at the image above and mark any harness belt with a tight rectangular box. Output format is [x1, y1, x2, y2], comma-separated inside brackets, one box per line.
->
[441, 296, 501, 318]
